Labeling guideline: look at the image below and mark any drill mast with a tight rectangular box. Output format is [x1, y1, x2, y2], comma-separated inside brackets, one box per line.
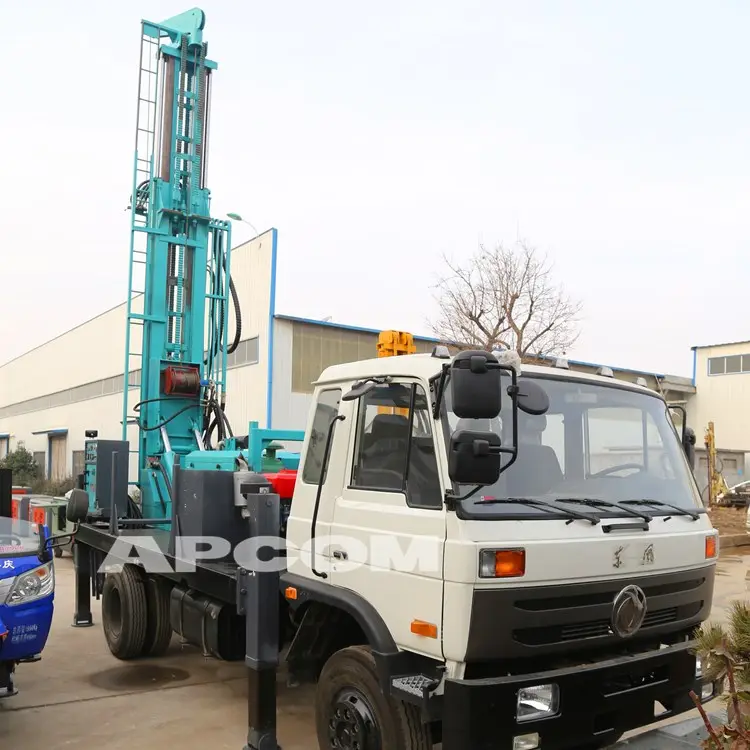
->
[122, 9, 237, 518]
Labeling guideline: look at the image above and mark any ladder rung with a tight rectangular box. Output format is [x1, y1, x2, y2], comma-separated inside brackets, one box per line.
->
[130, 313, 165, 323]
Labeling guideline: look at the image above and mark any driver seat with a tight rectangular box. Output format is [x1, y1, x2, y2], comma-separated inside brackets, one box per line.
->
[505, 415, 563, 497]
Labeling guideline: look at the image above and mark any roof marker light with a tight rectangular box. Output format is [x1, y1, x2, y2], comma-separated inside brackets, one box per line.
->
[554, 357, 569, 370]
[597, 366, 614, 378]
[636, 377, 649, 387]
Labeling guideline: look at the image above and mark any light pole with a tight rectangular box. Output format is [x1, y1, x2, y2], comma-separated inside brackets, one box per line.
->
[226, 212, 260, 239]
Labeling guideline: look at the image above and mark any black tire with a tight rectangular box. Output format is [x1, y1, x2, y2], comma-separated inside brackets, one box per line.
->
[102, 566, 148, 660]
[54, 547, 63, 558]
[315, 645, 432, 750]
[140, 575, 173, 657]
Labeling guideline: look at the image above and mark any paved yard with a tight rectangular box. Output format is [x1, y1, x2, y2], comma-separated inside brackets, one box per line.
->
[1, 549, 747, 750]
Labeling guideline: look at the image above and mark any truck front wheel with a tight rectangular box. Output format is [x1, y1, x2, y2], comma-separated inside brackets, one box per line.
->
[315, 645, 432, 750]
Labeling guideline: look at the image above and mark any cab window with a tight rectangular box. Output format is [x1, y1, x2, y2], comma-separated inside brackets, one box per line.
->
[350, 382, 442, 509]
[302, 388, 342, 485]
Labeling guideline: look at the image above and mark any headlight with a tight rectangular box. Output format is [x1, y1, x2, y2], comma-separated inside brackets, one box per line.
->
[695, 655, 703, 678]
[5, 563, 54, 606]
[517, 683, 559, 722]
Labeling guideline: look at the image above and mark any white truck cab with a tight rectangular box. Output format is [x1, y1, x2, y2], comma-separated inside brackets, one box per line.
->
[282, 347, 717, 750]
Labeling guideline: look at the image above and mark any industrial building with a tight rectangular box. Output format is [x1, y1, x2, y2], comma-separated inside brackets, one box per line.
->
[0, 228, 745, 493]
[0, 230, 437, 481]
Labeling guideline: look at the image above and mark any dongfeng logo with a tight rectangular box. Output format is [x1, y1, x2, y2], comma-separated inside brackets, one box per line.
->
[611, 585, 647, 638]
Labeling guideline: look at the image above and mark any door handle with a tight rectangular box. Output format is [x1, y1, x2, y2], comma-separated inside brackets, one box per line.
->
[333, 550, 348, 560]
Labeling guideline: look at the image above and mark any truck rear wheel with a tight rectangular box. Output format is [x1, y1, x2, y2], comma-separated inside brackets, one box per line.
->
[102, 566, 148, 660]
[140, 575, 173, 657]
[315, 645, 432, 750]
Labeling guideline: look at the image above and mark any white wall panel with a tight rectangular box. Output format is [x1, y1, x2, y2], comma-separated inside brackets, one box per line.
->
[689, 343, 750, 452]
[271, 319, 313, 431]
[0, 391, 141, 482]
[0, 230, 276, 471]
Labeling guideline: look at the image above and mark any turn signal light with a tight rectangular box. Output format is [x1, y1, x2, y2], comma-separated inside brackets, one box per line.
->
[705, 535, 718, 559]
[411, 620, 438, 639]
[284, 587, 298, 601]
[480, 548, 526, 578]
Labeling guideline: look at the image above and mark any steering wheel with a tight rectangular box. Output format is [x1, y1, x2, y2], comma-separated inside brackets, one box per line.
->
[590, 463, 644, 478]
[0, 535, 23, 547]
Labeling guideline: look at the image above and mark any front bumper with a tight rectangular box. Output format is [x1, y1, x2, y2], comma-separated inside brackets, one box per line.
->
[442, 641, 716, 750]
[0, 598, 54, 662]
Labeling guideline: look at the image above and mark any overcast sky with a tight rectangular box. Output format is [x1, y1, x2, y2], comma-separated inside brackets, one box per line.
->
[2, 1, 747, 377]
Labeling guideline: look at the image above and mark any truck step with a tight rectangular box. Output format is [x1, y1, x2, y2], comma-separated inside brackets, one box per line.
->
[390, 674, 439, 707]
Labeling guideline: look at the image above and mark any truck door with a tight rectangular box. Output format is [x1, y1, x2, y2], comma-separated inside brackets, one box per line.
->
[329, 380, 447, 660]
[287, 387, 348, 581]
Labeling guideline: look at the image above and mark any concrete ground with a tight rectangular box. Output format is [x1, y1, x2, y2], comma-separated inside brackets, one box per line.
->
[1, 549, 748, 750]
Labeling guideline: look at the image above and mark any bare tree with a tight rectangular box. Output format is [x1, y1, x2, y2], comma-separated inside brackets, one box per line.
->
[430, 241, 582, 359]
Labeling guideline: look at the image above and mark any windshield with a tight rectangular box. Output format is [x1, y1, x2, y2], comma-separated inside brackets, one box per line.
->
[0, 517, 42, 556]
[444, 373, 703, 520]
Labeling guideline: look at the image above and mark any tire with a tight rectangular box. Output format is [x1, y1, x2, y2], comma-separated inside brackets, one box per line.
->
[140, 575, 173, 657]
[54, 547, 63, 558]
[102, 566, 148, 660]
[315, 645, 432, 750]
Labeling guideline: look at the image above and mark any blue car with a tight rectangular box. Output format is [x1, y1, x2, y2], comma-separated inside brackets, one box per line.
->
[0, 515, 57, 697]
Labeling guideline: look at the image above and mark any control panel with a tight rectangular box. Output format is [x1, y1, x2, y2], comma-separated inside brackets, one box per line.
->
[84, 439, 130, 519]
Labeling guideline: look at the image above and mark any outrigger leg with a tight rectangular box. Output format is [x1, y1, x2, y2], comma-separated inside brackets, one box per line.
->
[72, 542, 94, 628]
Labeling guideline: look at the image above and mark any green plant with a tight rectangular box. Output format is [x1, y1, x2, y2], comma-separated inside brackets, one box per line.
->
[0, 445, 41, 485]
[693, 602, 750, 748]
[30, 475, 76, 497]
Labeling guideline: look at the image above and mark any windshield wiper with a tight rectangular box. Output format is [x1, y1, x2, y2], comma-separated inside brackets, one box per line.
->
[621, 499, 700, 522]
[555, 497, 653, 523]
[475, 496, 599, 525]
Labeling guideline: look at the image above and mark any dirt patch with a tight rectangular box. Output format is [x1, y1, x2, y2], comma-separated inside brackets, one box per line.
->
[708, 506, 749, 537]
[88, 665, 191, 692]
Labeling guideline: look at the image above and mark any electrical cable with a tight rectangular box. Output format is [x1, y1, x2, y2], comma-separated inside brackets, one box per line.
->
[135, 403, 198, 432]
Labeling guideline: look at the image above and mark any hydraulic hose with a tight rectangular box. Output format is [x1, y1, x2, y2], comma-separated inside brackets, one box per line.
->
[204, 269, 242, 361]
[227, 276, 241, 354]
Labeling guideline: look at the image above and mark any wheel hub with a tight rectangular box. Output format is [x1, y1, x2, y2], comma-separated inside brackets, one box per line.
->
[328, 689, 381, 750]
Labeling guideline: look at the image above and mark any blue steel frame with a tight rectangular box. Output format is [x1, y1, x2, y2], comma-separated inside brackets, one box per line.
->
[122, 9, 232, 520]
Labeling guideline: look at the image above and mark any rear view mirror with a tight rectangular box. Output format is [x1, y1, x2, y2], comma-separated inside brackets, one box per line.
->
[517, 379, 549, 416]
[683, 426, 696, 471]
[448, 430, 502, 485]
[66, 489, 89, 524]
[450, 350, 502, 419]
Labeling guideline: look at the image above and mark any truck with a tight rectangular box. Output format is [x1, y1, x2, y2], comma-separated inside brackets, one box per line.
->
[65, 8, 719, 750]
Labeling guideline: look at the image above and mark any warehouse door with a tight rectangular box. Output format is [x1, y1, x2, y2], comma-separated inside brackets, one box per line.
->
[49, 435, 67, 481]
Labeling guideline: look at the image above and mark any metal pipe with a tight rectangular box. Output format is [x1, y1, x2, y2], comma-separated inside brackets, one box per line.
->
[160, 55, 175, 181]
[160, 426, 172, 454]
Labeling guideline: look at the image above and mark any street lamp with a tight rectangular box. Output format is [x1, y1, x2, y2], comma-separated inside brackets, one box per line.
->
[226, 212, 260, 238]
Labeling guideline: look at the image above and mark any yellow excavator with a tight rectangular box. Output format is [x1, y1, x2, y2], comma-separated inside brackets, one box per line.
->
[704, 421, 731, 506]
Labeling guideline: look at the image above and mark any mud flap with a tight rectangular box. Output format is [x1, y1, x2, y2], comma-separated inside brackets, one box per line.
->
[0, 609, 17, 698]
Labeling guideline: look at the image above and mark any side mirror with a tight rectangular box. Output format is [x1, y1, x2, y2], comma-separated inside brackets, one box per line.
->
[66, 488, 89, 524]
[683, 426, 696, 470]
[450, 350, 502, 419]
[448, 430, 502, 485]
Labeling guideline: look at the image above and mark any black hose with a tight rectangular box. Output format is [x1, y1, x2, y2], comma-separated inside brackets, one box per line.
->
[220, 407, 234, 438]
[203, 269, 242, 361]
[227, 276, 241, 354]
